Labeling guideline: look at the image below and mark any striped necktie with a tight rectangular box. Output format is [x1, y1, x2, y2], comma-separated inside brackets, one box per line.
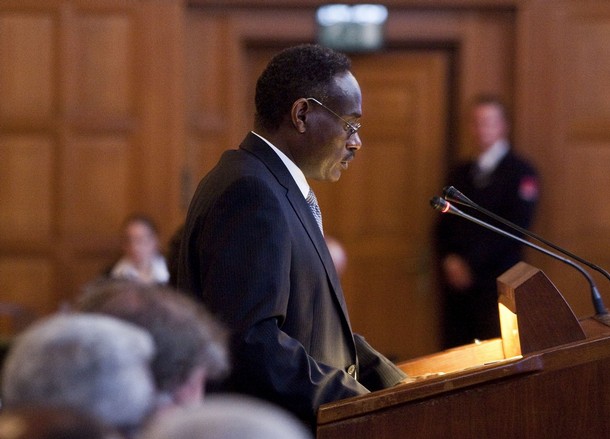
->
[306, 188, 324, 234]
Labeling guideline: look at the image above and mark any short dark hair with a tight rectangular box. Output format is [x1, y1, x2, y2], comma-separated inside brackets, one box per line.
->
[123, 213, 159, 236]
[255, 44, 351, 131]
[471, 93, 510, 123]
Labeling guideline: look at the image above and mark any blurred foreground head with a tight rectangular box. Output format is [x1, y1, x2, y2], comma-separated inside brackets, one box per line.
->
[77, 279, 229, 406]
[141, 394, 312, 439]
[1, 313, 156, 437]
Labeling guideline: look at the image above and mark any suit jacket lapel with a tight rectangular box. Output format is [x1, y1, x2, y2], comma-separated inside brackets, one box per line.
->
[239, 133, 353, 326]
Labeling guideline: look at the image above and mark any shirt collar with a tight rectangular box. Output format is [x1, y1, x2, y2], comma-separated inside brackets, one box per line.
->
[251, 131, 310, 198]
[477, 139, 509, 173]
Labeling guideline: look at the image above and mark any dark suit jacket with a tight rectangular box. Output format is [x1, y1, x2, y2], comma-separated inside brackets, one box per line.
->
[177, 132, 405, 425]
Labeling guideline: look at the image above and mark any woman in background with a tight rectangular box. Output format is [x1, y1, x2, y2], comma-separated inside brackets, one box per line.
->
[110, 214, 169, 285]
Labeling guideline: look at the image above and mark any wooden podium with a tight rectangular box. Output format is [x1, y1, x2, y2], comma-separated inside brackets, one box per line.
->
[317, 262, 610, 438]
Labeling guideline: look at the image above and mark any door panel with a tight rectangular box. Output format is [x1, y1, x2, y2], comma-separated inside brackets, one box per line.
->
[323, 52, 449, 360]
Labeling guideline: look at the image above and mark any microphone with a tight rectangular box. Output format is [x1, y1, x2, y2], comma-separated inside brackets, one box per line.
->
[430, 196, 609, 320]
[443, 185, 610, 285]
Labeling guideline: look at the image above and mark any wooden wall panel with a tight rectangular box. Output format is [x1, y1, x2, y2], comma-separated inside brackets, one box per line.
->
[0, 136, 54, 242]
[0, 14, 55, 124]
[183, 11, 232, 203]
[60, 136, 131, 238]
[0, 8, 60, 320]
[565, 14, 610, 140]
[565, 146, 610, 236]
[0, 258, 55, 315]
[74, 14, 133, 118]
[0, 0, 184, 318]
[560, 8, 610, 309]
[519, 1, 610, 317]
[186, 12, 227, 131]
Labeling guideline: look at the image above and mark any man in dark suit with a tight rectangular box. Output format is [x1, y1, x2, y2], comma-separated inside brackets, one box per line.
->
[177, 44, 406, 427]
[435, 94, 539, 349]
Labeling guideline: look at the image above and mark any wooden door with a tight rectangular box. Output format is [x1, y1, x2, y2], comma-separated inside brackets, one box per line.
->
[246, 49, 449, 361]
[322, 52, 448, 360]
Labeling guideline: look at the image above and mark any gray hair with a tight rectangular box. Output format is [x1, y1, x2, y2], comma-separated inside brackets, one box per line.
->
[1, 313, 156, 432]
[141, 394, 313, 439]
[77, 279, 230, 391]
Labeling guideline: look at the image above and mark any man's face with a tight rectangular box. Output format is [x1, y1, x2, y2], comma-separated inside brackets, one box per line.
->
[471, 103, 508, 152]
[300, 72, 363, 182]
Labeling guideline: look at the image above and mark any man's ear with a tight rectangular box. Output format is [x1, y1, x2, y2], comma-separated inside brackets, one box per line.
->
[291, 99, 309, 133]
[173, 366, 207, 405]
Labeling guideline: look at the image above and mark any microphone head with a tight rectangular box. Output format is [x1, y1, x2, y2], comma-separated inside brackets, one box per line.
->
[430, 196, 456, 214]
[442, 185, 458, 199]
[430, 196, 450, 212]
[443, 186, 474, 206]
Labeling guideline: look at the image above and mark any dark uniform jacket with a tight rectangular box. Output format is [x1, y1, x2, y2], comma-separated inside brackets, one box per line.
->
[436, 150, 539, 279]
[435, 149, 539, 347]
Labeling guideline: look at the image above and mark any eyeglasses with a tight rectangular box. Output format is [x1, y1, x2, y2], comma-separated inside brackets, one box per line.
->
[306, 97, 361, 138]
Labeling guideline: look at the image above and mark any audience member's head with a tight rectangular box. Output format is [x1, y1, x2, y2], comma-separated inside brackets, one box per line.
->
[140, 394, 313, 439]
[469, 93, 510, 152]
[76, 279, 229, 409]
[122, 214, 161, 264]
[0, 405, 117, 439]
[110, 213, 169, 284]
[1, 313, 156, 437]
[325, 235, 348, 277]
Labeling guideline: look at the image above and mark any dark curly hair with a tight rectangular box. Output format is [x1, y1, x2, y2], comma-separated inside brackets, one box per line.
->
[255, 44, 351, 131]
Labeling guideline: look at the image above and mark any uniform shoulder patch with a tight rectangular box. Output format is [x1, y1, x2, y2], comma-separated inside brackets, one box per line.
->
[519, 175, 539, 202]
